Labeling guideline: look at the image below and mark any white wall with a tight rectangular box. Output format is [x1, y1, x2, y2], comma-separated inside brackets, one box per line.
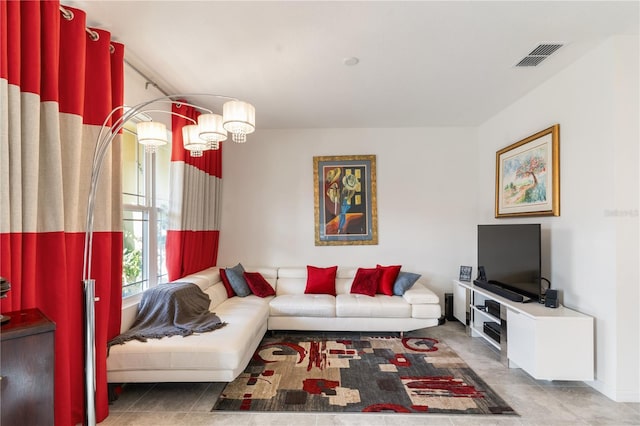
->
[219, 127, 478, 305]
[476, 36, 639, 402]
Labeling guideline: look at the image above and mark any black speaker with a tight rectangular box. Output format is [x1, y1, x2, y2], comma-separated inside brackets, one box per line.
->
[477, 266, 486, 281]
[544, 289, 559, 308]
[444, 293, 454, 321]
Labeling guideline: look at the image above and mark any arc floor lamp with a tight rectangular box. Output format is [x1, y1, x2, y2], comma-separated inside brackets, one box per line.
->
[82, 94, 255, 425]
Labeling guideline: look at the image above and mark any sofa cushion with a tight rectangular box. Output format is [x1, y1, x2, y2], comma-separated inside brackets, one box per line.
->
[269, 294, 336, 317]
[336, 267, 359, 279]
[402, 282, 439, 304]
[412, 303, 442, 319]
[245, 267, 278, 280]
[350, 267, 381, 297]
[336, 294, 411, 318]
[376, 264, 401, 295]
[277, 267, 307, 279]
[203, 282, 230, 310]
[243, 272, 275, 298]
[276, 267, 354, 296]
[304, 265, 338, 296]
[179, 267, 222, 292]
[219, 269, 236, 298]
[393, 271, 421, 295]
[225, 263, 251, 297]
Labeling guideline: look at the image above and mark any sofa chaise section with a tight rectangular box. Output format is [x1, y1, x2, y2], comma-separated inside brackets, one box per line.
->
[106, 267, 275, 383]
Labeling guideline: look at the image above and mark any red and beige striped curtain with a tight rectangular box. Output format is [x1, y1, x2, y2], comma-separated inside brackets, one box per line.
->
[1, 1, 123, 423]
[166, 102, 222, 281]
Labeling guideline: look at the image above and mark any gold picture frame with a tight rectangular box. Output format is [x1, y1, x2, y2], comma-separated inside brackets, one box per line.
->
[313, 155, 378, 245]
[495, 124, 560, 218]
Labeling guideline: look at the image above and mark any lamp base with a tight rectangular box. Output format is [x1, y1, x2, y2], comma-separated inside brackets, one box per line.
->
[0, 314, 10, 324]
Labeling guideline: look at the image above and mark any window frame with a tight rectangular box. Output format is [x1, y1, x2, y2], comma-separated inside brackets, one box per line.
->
[121, 126, 169, 301]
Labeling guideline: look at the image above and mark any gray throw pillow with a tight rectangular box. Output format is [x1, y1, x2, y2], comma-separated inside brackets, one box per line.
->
[225, 263, 251, 297]
[393, 271, 421, 296]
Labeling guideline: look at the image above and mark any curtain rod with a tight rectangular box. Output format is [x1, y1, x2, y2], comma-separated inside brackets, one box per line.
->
[124, 59, 170, 97]
[59, 5, 170, 97]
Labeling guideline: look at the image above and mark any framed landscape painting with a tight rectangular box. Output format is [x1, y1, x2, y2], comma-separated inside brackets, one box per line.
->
[495, 124, 560, 218]
[313, 155, 378, 245]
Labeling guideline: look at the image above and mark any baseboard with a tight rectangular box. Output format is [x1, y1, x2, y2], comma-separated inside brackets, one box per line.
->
[613, 389, 640, 403]
[588, 379, 640, 402]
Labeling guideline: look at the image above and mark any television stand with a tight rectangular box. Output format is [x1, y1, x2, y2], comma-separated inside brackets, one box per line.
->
[452, 279, 594, 381]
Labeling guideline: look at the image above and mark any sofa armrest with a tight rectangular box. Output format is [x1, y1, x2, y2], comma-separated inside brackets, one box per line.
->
[118, 267, 223, 334]
[120, 300, 139, 333]
[403, 282, 439, 304]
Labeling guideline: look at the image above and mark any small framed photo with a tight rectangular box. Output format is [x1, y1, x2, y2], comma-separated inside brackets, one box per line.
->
[459, 266, 473, 282]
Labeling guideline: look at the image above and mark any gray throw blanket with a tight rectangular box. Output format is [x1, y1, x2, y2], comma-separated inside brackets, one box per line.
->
[108, 282, 226, 349]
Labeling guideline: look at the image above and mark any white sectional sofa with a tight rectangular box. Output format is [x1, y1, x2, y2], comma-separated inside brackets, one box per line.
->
[106, 266, 441, 385]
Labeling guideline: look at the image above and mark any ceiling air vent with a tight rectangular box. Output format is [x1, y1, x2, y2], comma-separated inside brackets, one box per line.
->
[515, 43, 564, 67]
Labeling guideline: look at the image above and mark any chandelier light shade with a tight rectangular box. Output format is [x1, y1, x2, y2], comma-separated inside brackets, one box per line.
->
[198, 113, 227, 149]
[135, 121, 168, 153]
[198, 113, 225, 151]
[222, 100, 256, 143]
[182, 124, 207, 157]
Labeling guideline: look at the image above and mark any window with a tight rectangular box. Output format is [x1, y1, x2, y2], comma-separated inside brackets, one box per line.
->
[121, 124, 172, 298]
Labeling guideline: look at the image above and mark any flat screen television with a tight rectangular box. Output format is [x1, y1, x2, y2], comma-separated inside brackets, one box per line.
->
[477, 224, 542, 302]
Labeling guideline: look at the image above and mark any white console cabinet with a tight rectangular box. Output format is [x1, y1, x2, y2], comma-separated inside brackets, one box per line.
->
[453, 280, 594, 381]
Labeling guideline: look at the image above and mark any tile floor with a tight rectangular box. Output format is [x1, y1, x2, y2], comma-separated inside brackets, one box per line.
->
[102, 320, 640, 425]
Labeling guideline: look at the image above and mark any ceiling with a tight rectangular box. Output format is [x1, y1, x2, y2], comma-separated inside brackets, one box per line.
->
[67, 1, 638, 129]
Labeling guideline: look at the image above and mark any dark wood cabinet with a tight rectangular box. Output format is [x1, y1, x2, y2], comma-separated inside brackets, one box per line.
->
[1, 308, 56, 426]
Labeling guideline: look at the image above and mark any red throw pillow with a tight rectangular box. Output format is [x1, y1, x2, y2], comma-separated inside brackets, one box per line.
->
[243, 272, 275, 298]
[350, 267, 382, 297]
[376, 264, 402, 296]
[220, 269, 236, 298]
[304, 265, 338, 296]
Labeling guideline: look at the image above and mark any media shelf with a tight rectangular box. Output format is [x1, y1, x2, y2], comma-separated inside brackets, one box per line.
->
[453, 280, 594, 381]
[469, 297, 501, 350]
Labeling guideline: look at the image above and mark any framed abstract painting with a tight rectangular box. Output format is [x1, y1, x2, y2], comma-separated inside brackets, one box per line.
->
[495, 124, 560, 218]
[313, 155, 378, 245]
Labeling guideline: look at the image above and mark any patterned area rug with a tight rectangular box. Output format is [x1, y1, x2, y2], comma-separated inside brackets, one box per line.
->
[212, 334, 517, 415]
